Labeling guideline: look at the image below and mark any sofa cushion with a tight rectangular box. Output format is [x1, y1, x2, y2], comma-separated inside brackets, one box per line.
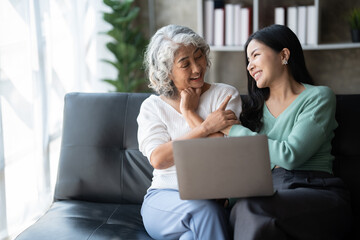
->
[54, 93, 153, 204]
[15, 200, 152, 240]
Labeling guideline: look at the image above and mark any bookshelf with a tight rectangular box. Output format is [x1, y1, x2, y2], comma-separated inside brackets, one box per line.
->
[197, 0, 360, 51]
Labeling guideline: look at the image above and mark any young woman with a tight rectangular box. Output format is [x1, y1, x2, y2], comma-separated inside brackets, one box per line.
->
[201, 24, 352, 239]
[137, 24, 242, 240]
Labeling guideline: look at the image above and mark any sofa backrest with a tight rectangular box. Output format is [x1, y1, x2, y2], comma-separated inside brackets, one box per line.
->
[54, 92, 153, 204]
[332, 95, 360, 230]
[53, 92, 360, 227]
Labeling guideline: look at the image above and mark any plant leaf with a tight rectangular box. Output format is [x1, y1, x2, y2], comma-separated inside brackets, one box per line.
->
[101, 0, 148, 92]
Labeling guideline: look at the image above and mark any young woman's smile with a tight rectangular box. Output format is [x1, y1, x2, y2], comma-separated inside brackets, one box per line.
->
[252, 70, 262, 81]
[246, 40, 284, 89]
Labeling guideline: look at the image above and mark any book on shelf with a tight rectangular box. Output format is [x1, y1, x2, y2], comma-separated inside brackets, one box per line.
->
[279, 5, 318, 46]
[214, 8, 224, 46]
[287, 6, 298, 36]
[225, 3, 235, 46]
[204, 0, 214, 45]
[307, 5, 318, 45]
[240, 7, 252, 46]
[234, 4, 242, 46]
[274, 7, 285, 25]
[297, 6, 307, 45]
[203, 0, 252, 47]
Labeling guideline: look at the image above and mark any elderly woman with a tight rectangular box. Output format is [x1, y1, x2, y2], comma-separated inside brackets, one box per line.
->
[137, 24, 242, 240]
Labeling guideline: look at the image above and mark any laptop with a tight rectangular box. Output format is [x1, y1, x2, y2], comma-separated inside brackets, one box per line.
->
[173, 135, 274, 200]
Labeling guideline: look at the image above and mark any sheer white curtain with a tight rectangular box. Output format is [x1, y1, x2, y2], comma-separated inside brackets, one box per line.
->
[0, 0, 113, 239]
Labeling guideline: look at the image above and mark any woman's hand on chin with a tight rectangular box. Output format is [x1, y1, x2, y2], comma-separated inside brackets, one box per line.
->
[180, 87, 202, 115]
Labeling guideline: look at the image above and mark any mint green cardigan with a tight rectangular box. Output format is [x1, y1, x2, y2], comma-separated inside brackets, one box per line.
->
[229, 84, 337, 174]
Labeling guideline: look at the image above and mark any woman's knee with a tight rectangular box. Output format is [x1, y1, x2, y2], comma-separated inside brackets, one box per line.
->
[230, 198, 250, 226]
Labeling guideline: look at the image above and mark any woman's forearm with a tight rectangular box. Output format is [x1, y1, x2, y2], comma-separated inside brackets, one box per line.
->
[182, 110, 225, 138]
[182, 110, 204, 128]
[150, 124, 211, 169]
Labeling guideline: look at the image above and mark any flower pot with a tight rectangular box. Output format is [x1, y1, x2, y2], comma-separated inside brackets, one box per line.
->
[351, 29, 360, 42]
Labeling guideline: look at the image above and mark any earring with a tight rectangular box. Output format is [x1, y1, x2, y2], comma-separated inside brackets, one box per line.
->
[283, 59, 288, 65]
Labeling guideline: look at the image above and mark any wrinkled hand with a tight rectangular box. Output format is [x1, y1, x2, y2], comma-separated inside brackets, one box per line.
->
[180, 87, 202, 114]
[202, 95, 240, 135]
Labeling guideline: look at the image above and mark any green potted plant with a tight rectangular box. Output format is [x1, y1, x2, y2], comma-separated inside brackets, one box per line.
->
[102, 0, 149, 92]
[347, 7, 360, 42]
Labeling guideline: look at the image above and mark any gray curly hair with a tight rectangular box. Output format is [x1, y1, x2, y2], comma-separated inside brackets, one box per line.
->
[144, 24, 211, 98]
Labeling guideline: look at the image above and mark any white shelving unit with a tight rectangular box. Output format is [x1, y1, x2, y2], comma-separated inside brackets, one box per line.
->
[197, 0, 360, 51]
[302, 42, 360, 50]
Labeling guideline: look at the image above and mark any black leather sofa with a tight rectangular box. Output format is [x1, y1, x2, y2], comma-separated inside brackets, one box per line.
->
[15, 92, 360, 240]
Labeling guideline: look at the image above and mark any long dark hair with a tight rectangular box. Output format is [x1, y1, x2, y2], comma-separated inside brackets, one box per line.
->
[240, 24, 314, 132]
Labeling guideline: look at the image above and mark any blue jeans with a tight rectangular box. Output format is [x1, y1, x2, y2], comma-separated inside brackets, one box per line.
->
[141, 189, 231, 240]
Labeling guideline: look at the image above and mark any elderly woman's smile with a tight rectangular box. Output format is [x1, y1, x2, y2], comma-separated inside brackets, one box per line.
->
[171, 44, 207, 91]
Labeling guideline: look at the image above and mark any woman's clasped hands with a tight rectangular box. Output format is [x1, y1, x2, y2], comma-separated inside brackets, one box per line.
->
[202, 95, 240, 136]
[180, 87, 240, 136]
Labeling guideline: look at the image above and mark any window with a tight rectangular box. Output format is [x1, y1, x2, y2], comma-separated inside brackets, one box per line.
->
[0, 0, 113, 239]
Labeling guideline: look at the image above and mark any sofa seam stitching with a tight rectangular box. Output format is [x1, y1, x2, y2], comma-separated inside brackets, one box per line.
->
[86, 206, 120, 240]
[120, 94, 129, 203]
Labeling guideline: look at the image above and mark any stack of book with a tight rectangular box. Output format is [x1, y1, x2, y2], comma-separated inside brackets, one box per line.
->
[204, 0, 252, 46]
[274, 5, 318, 45]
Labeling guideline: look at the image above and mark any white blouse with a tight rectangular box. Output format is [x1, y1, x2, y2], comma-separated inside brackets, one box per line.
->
[137, 83, 242, 190]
